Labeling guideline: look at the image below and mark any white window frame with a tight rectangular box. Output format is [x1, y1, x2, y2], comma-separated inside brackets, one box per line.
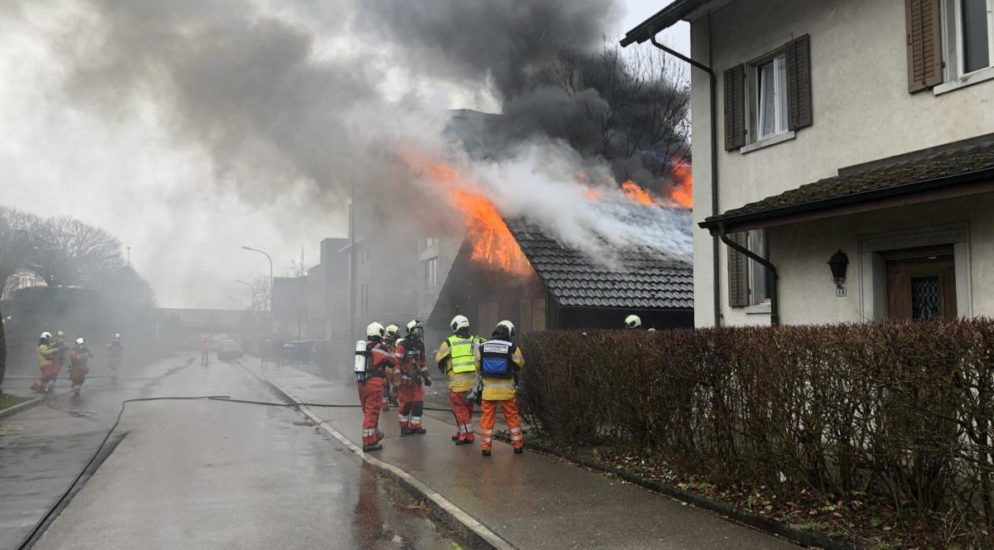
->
[938, 0, 994, 93]
[422, 257, 438, 290]
[746, 229, 770, 307]
[748, 52, 789, 143]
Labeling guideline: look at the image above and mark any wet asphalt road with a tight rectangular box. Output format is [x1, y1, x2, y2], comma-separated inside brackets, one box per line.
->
[0, 355, 457, 549]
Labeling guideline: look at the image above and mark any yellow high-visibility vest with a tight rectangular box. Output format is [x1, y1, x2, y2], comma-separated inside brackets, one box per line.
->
[446, 336, 477, 374]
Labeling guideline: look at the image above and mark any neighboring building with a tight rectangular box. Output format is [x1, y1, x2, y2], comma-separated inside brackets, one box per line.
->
[427, 210, 694, 338]
[624, 0, 994, 326]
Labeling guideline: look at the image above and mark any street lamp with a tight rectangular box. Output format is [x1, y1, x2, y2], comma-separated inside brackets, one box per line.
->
[241, 246, 274, 335]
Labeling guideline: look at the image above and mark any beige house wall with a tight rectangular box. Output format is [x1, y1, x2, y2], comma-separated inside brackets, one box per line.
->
[688, 0, 994, 326]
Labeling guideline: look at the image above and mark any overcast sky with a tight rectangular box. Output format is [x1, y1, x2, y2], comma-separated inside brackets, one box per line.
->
[0, 1, 688, 310]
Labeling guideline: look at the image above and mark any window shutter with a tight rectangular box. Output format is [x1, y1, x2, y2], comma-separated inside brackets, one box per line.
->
[786, 34, 813, 131]
[906, 0, 943, 93]
[727, 232, 750, 308]
[723, 64, 746, 151]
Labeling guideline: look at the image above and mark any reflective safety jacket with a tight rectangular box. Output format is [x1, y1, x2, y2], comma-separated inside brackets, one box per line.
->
[435, 334, 483, 392]
[37, 343, 56, 367]
[392, 338, 427, 387]
[476, 338, 524, 401]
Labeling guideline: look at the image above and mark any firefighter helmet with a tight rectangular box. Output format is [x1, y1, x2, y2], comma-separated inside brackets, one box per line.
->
[366, 322, 385, 340]
[56, 330, 65, 338]
[450, 315, 470, 332]
[624, 314, 642, 329]
[113, 333, 121, 339]
[385, 324, 400, 339]
[496, 320, 515, 338]
[405, 319, 424, 336]
[40, 331, 52, 342]
[76, 337, 85, 345]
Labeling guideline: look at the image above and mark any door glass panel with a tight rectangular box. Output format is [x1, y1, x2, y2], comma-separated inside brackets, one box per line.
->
[911, 276, 942, 320]
[962, 0, 991, 73]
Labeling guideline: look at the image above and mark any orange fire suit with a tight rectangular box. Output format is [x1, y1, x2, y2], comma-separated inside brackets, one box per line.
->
[393, 337, 429, 431]
[69, 346, 93, 393]
[436, 333, 484, 443]
[357, 341, 397, 448]
[477, 338, 525, 453]
[31, 343, 58, 392]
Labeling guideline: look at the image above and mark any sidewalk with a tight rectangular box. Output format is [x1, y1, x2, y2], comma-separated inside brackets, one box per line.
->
[250, 362, 796, 549]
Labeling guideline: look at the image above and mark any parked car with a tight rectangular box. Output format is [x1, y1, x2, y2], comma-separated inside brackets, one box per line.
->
[216, 338, 244, 361]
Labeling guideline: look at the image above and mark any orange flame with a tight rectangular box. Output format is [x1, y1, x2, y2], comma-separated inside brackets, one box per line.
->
[620, 180, 656, 205]
[669, 157, 693, 209]
[417, 160, 532, 277]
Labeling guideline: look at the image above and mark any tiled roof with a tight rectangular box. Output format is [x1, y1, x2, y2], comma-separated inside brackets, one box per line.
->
[507, 214, 693, 310]
[702, 135, 994, 229]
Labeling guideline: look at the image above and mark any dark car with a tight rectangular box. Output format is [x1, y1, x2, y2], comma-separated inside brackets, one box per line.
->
[217, 339, 244, 361]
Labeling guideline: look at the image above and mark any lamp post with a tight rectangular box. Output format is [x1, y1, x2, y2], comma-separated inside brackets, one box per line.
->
[241, 246, 274, 336]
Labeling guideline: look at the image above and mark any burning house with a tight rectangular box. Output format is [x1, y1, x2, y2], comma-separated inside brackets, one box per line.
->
[427, 204, 694, 336]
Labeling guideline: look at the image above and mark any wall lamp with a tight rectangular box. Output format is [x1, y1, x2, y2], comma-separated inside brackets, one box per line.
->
[828, 250, 849, 289]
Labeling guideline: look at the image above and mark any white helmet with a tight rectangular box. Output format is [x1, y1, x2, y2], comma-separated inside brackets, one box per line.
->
[405, 319, 423, 334]
[385, 324, 400, 339]
[76, 337, 85, 345]
[40, 331, 52, 341]
[624, 314, 642, 329]
[113, 333, 121, 339]
[366, 322, 385, 339]
[450, 315, 470, 332]
[496, 320, 515, 338]
[56, 330, 65, 337]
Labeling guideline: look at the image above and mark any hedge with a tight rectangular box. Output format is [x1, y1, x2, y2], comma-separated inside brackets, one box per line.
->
[519, 320, 994, 530]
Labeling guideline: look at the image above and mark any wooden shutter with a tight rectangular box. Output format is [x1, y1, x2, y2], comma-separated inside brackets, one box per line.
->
[727, 232, 750, 308]
[906, 0, 943, 93]
[786, 34, 813, 131]
[723, 64, 746, 151]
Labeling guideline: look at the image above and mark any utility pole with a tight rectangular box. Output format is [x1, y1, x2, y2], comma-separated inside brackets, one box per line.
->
[241, 246, 274, 337]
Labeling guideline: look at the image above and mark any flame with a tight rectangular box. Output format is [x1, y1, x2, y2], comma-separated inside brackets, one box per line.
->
[620, 180, 656, 205]
[669, 157, 693, 209]
[415, 159, 532, 277]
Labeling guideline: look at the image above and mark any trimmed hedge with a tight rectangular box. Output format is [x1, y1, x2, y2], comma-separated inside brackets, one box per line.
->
[520, 320, 994, 529]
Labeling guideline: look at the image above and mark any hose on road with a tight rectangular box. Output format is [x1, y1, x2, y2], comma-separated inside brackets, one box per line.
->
[16, 394, 453, 550]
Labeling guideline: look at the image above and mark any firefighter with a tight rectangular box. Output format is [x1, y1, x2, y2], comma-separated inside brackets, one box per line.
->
[624, 314, 642, 329]
[382, 324, 401, 410]
[435, 315, 484, 445]
[393, 320, 432, 435]
[477, 320, 525, 457]
[31, 332, 58, 393]
[200, 336, 212, 366]
[53, 330, 67, 374]
[356, 322, 397, 452]
[68, 338, 93, 395]
[107, 333, 124, 383]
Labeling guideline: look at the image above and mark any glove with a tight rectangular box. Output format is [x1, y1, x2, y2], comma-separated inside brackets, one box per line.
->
[422, 373, 433, 387]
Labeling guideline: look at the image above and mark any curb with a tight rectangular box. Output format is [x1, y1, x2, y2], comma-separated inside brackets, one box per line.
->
[245, 366, 515, 550]
[505, 436, 857, 550]
[0, 396, 43, 420]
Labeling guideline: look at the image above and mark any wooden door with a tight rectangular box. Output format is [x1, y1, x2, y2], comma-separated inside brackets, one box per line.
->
[885, 246, 957, 320]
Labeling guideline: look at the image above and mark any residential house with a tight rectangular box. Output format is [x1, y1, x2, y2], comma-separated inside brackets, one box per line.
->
[427, 208, 694, 338]
[624, 0, 994, 326]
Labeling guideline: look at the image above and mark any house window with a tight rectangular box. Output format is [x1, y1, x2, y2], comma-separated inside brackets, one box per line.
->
[422, 257, 438, 289]
[753, 54, 789, 141]
[747, 230, 770, 305]
[942, 0, 994, 78]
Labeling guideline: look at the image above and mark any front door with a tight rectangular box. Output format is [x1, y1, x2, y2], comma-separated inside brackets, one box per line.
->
[885, 246, 957, 320]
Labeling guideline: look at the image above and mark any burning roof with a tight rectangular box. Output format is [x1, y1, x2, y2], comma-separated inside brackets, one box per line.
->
[505, 205, 693, 310]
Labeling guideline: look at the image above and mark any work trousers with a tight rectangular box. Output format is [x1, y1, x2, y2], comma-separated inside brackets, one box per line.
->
[69, 366, 90, 388]
[449, 390, 475, 442]
[398, 382, 425, 429]
[480, 398, 522, 452]
[358, 377, 387, 446]
[32, 362, 59, 391]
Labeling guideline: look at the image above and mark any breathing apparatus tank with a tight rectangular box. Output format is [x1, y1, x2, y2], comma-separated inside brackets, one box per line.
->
[354, 340, 369, 382]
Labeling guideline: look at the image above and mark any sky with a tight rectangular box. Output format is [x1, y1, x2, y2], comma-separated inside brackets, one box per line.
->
[0, 1, 689, 310]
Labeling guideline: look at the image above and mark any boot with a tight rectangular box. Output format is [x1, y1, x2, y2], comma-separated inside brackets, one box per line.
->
[451, 435, 459, 441]
[400, 427, 414, 436]
[514, 447, 524, 455]
[412, 427, 427, 434]
[362, 443, 383, 452]
[455, 438, 473, 446]
[481, 449, 492, 457]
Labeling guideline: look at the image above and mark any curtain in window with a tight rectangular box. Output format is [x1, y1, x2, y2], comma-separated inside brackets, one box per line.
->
[962, 0, 991, 73]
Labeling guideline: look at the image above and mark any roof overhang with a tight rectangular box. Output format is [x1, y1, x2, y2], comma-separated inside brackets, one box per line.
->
[700, 169, 994, 234]
[620, 0, 711, 47]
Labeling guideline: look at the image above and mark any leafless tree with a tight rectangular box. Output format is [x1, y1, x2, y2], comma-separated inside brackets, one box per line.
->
[32, 216, 123, 287]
